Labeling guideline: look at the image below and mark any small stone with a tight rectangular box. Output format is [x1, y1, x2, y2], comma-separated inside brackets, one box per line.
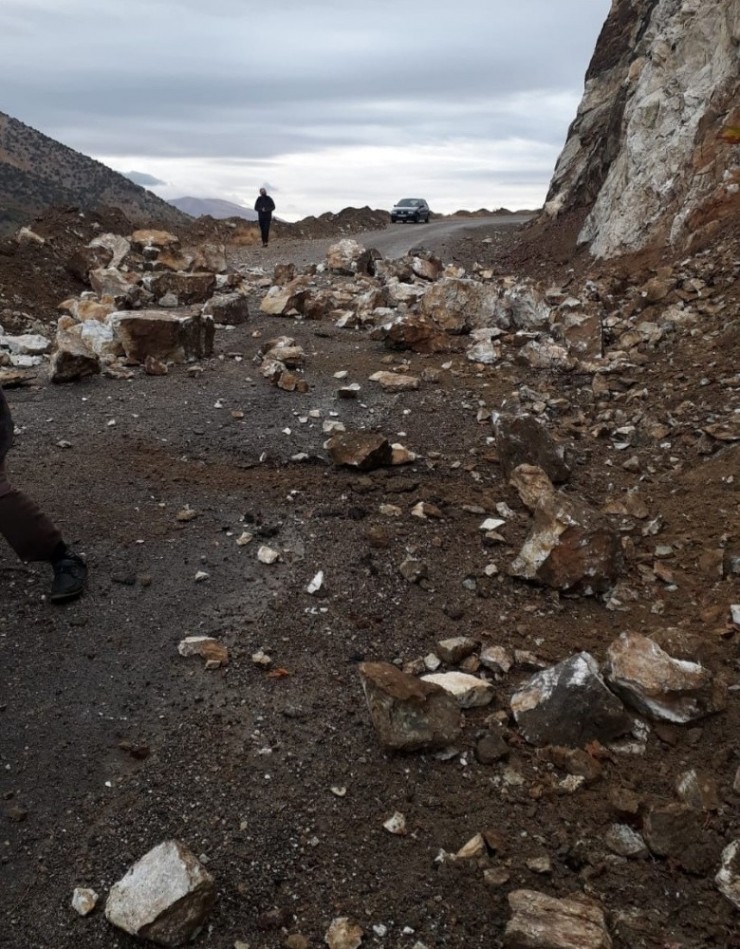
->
[325, 916, 363, 949]
[456, 833, 487, 859]
[177, 506, 198, 522]
[383, 811, 407, 835]
[72, 887, 99, 917]
[399, 557, 427, 584]
[675, 769, 720, 812]
[194, 570, 210, 582]
[284, 936, 309, 949]
[476, 732, 510, 764]
[480, 645, 513, 674]
[236, 532, 254, 546]
[369, 370, 419, 392]
[257, 546, 280, 564]
[436, 636, 477, 664]
[483, 867, 511, 887]
[526, 856, 552, 875]
[604, 824, 648, 859]
[421, 671, 495, 708]
[307, 571, 324, 594]
[716, 840, 740, 910]
[178, 636, 229, 668]
[252, 649, 272, 668]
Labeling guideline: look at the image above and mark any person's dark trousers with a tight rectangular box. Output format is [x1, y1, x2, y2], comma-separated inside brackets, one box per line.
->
[258, 213, 271, 245]
[0, 463, 62, 561]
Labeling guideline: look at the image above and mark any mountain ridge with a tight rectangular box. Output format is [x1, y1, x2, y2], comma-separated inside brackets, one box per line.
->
[0, 111, 191, 236]
[168, 196, 258, 221]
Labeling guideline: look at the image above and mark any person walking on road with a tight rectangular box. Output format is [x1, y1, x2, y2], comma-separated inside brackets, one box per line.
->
[0, 388, 87, 603]
[254, 187, 276, 247]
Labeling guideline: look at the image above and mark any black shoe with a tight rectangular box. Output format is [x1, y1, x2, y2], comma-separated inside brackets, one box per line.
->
[50, 552, 87, 603]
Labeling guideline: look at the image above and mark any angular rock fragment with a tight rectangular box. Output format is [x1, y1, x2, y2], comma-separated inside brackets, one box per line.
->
[110, 309, 214, 364]
[130, 229, 180, 251]
[72, 887, 99, 916]
[509, 464, 556, 511]
[504, 889, 612, 948]
[436, 637, 477, 664]
[605, 632, 725, 723]
[381, 314, 455, 354]
[494, 413, 571, 484]
[716, 840, 740, 910]
[145, 272, 217, 305]
[509, 492, 622, 595]
[326, 239, 365, 274]
[259, 279, 309, 316]
[480, 645, 513, 675]
[49, 328, 101, 383]
[358, 661, 462, 752]
[420, 278, 503, 333]
[105, 840, 215, 946]
[327, 432, 393, 470]
[675, 769, 720, 811]
[368, 371, 419, 392]
[421, 671, 495, 708]
[89, 267, 142, 304]
[511, 652, 631, 747]
[203, 291, 250, 325]
[325, 916, 363, 949]
[604, 824, 648, 859]
[177, 636, 229, 668]
[643, 803, 720, 874]
[517, 339, 576, 371]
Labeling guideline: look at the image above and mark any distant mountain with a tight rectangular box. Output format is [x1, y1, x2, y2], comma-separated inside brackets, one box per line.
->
[170, 197, 258, 222]
[0, 111, 191, 236]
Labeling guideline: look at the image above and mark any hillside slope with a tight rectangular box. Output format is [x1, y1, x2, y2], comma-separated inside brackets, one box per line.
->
[0, 111, 190, 235]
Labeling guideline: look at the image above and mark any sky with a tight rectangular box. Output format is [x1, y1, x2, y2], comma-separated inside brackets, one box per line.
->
[0, 0, 610, 222]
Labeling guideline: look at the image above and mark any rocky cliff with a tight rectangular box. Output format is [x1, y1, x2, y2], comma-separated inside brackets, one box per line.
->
[0, 111, 190, 236]
[543, 0, 739, 259]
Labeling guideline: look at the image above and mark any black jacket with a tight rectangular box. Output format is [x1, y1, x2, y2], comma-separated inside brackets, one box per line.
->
[254, 195, 275, 217]
[0, 388, 14, 463]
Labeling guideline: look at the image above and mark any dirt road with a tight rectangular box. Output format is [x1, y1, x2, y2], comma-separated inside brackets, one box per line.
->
[0, 217, 738, 949]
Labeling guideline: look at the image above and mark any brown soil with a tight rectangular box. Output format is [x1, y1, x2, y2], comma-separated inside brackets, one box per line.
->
[0, 210, 738, 949]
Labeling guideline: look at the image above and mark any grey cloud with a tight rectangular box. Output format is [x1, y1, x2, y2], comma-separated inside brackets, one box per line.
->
[124, 171, 168, 187]
[0, 0, 611, 212]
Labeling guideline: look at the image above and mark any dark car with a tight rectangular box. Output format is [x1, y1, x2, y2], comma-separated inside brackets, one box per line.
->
[390, 198, 430, 223]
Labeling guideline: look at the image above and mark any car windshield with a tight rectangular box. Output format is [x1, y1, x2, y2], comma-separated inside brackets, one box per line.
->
[397, 199, 421, 207]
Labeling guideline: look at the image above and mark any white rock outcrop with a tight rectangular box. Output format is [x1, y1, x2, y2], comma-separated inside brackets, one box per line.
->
[544, 0, 740, 257]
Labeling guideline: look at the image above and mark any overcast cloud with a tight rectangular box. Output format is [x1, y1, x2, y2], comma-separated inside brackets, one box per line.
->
[0, 0, 610, 220]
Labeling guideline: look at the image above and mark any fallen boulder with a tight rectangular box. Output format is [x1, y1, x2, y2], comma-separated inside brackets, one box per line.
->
[327, 432, 393, 470]
[510, 652, 631, 747]
[110, 309, 214, 364]
[504, 889, 612, 949]
[509, 492, 622, 595]
[604, 632, 725, 723]
[105, 840, 215, 946]
[358, 661, 462, 752]
[49, 328, 101, 383]
[494, 413, 571, 484]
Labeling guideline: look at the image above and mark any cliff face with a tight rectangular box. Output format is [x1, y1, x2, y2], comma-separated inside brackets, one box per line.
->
[544, 0, 739, 259]
[0, 112, 190, 236]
